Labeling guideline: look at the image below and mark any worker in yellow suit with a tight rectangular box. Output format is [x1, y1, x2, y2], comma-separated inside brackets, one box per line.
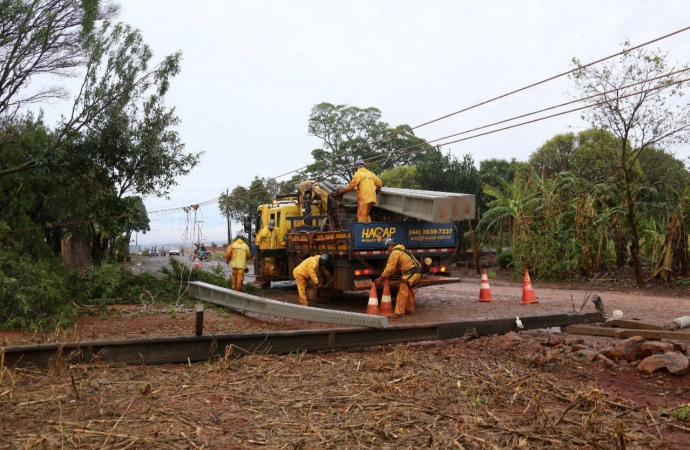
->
[336, 158, 383, 223]
[374, 238, 422, 318]
[255, 219, 283, 278]
[225, 236, 250, 291]
[293, 254, 332, 306]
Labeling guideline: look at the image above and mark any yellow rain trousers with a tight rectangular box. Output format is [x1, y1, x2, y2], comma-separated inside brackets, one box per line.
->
[292, 255, 322, 306]
[379, 244, 422, 315]
[226, 239, 250, 291]
[341, 167, 383, 223]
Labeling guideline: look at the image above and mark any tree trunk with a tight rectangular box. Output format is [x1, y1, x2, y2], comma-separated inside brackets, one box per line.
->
[621, 144, 646, 288]
[613, 221, 627, 267]
[90, 229, 107, 266]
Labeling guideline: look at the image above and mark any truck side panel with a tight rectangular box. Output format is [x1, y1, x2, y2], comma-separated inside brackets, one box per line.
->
[349, 222, 405, 249]
[349, 222, 455, 250]
[404, 222, 456, 248]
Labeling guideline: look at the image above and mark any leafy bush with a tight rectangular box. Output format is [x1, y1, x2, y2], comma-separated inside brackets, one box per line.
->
[161, 258, 231, 289]
[0, 248, 76, 331]
[496, 251, 514, 269]
[67, 263, 174, 306]
[0, 250, 232, 331]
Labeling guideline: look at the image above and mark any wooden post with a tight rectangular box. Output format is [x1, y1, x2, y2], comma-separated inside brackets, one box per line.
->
[195, 304, 204, 336]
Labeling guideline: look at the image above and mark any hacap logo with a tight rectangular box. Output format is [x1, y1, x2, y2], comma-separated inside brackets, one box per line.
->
[361, 226, 396, 241]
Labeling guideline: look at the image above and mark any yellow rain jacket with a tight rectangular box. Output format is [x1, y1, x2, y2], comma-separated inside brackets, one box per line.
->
[255, 226, 280, 249]
[380, 244, 421, 281]
[293, 255, 322, 285]
[342, 167, 383, 205]
[226, 238, 250, 269]
[380, 244, 422, 315]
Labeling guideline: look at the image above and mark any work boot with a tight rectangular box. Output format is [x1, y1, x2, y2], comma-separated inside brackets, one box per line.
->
[388, 314, 403, 319]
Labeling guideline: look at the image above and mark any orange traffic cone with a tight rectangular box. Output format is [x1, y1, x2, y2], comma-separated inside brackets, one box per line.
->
[379, 280, 394, 316]
[478, 268, 493, 302]
[521, 269, 538, 304]
[194, 257, 200, 270]
[366, 283, 380, 315]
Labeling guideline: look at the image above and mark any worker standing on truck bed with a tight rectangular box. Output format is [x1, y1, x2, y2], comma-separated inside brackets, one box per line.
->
[293, 254, 332, 306]
[226, 236, 250, 291]
[374, 238, 422, 319]
[336, 158, 383, 223]
[255, 219, 282, 279]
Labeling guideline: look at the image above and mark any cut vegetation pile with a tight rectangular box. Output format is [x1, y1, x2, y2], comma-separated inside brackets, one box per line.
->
[2, 339, 681, 449]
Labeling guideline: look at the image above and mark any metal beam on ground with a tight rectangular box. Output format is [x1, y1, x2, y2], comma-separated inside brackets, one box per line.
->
[2, 311, 605, 369]
[603, 319, 664, 330]
[562, 325, 690, 340]
[187, 281, 389, 329]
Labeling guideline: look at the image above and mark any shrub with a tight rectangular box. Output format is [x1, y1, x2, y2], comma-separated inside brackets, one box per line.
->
[0, 248, 76, 331]
[0, 251, 231, 332]
[496, 251, 514, 269]
[161, 258, 231, 289]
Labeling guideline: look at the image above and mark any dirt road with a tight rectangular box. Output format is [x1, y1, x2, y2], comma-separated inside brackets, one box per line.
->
[2, 256, 690, 448]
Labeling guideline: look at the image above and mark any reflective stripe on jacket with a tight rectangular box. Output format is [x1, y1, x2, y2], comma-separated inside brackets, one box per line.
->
[380, 244, 421, 280]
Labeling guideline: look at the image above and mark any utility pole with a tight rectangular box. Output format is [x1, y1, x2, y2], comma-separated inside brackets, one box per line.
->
[226, 188, 232, 245]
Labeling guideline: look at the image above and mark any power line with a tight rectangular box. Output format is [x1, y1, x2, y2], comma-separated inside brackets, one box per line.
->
[270, 25, 690, 181]
[366, 75, 690, 166]
[360, 68, 690, 168]
[7, 27, 690, 235]
[6, 75, 687, 237]
[406, 25, 690, 132]
[147, 25, 690, 214]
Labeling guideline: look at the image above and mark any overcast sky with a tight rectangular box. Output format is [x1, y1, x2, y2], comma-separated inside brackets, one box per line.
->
[54, 1, 690, 246]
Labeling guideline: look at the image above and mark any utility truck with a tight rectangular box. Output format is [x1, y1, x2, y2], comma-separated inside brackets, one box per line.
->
[252, 180, 475, 300]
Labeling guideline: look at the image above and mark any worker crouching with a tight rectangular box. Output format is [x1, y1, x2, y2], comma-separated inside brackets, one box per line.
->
[226, 236, 250, 291]
[293, 254, 333, 306]
[374, 238, 421, 319]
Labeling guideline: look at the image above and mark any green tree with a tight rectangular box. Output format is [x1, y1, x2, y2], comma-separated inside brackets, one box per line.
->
[416, 148, 482, 254]
[478, 158, 526, 213]
[529, 129, 621, 183]
[219, 177, 278, 223]
[306, 103, 432, 183]
[1, 5, 183, 178]
[416, 148, 481, 196]
[379, 165, 420, 189]
[1, 2, 196, 266]
[0, 0, 118, 120]
[572, 44, 690, 287]
[529, 133, 577, 176]
[479, 174, 541, 274]
[479, 158, 522, 185]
